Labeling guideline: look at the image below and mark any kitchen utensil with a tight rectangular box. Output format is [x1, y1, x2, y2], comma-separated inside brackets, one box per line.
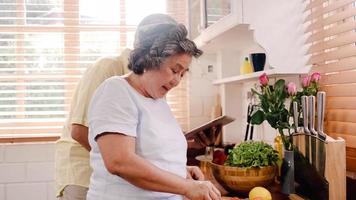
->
[294, 149, 329, 200]
[308, 96, 317, 168]
[293, 101, 299, 134]
[316, 92, 327, 140]
[292, 101, 299, 149]
[209, 161, 276, 193]
[301, 96, 311, 162]
[244, 104, 254, 141]
[317, 91, 327, 176]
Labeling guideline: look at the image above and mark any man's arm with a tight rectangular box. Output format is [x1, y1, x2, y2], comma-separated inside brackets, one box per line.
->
[71, 124, 91, 151]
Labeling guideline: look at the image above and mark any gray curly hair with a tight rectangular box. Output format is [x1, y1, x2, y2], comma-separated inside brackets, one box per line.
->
[129, 14, 203, 74]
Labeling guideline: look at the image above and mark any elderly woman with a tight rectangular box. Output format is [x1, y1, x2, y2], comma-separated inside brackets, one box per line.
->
[87, 14, 221, 200]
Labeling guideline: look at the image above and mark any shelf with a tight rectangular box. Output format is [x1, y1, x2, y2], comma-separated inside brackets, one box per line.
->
[194, 24, 253, 54]
[213, 69, 308, 85]
[193, 1, 244, 53]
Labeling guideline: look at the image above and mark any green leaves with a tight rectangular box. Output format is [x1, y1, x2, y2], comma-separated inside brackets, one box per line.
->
[251, 110, 265, 125]
[250, 79, 290, 131]
[225, 141, 279, 168]
[274, 79, 285, 95]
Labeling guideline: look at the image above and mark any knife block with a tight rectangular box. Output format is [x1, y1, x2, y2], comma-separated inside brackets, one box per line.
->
[293, 135, 346, 200]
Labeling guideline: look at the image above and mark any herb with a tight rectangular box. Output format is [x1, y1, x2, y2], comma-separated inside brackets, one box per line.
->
[225, 141, 279, 168]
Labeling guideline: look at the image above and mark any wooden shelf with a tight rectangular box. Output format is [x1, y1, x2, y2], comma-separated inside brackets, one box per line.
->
[213, 69, 308, 85]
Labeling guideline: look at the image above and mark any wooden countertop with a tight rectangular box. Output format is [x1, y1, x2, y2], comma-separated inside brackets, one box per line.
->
[221, 183, 304, 200]
[222, 194, 304, 200]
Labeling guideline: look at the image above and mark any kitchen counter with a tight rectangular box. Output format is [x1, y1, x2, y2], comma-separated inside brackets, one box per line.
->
[196, 155, 305, 200]
[221, 183, 305, 200]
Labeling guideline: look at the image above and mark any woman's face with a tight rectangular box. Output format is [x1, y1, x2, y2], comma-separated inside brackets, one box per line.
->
[141, 53, 192, 99]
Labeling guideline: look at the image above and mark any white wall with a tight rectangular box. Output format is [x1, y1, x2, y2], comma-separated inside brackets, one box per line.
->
[188, 0, 307, 144]
[188, 53, 219, 129]
[0, 143, 56, 200]
[243, 0, 309, 72]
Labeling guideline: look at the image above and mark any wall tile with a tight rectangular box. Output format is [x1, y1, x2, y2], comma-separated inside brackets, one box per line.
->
[0, 164, 26, 183]
[0, 184, 5, 200]
[4, 143, 50, 162]
[0, 145, 4, 163]
[44, 143, 55, 161]
[47, 182, 56, 200]
[27, 162, 54, 182]
[6, 183, 47, 200]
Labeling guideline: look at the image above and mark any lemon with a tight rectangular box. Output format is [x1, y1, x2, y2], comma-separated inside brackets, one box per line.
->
[249, 186, 272, 200]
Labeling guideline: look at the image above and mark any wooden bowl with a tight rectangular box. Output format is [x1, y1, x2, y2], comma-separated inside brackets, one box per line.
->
[208, 161, 277, 193]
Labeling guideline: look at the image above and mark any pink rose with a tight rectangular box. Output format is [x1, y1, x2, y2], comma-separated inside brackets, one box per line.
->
[287, 82, 297, 96]
[259, 73, 269, 86]
[310, 72, 321, 83]
[301, 76, 310, 88]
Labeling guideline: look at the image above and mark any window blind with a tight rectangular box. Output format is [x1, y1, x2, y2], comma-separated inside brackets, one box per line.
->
[0, 0, 190, 139]
[304, 0, 356, 171]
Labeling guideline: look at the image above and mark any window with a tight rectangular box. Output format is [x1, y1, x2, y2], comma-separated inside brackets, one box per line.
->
[0, 0, 190, 140]
[304, 0, 356, 171]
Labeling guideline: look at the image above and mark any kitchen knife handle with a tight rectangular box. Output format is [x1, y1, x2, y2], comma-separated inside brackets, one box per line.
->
[308, 96, 317, 135]
[293, 101, 299, 132]
[301, 96, 310, 134]
[317, 92, 327, 140]
[317, 92, 325, 133]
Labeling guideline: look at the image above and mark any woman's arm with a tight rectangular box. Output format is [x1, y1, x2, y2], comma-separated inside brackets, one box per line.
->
[71, 124, 91, 151]
[97, 133, 221, 200]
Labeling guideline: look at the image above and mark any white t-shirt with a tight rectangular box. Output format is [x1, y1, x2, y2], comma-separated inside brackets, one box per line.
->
[87, 76, 187, 200]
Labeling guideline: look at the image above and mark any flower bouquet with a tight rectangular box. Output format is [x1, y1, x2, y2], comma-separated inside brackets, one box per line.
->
[250, 72, 320, 151]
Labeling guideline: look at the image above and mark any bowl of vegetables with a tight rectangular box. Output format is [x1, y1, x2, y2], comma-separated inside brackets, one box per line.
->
[209, 141, 278, 193]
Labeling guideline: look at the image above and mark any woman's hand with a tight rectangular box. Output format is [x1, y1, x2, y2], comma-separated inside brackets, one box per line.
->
[184, 180, 222, 200]
[186, 166, 204, 181]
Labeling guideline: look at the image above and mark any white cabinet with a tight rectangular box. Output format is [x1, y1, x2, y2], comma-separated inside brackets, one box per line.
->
[192, 0, 243, 49]
[189, 0, 309, 144]
[189, 0, 242, 41]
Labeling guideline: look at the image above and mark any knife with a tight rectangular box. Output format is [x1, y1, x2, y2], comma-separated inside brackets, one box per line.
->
[308, 96, 318, 169]
[317, 92, 327, 141]
[317, 91, 327, 176]
[244, 103, 253, 141]
[293, 101, 299, 133]
[301, 96, 311, 163]
[292, 101, 299, 149]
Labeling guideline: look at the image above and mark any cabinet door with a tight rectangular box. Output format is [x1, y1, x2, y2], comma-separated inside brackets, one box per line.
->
[189, 0, 234, 39]
[205, 0, 232, 27]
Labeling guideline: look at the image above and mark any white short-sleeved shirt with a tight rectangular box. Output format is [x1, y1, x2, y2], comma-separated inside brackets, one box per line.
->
[87, 76, 187, 200]
[55, 49, 130, 197]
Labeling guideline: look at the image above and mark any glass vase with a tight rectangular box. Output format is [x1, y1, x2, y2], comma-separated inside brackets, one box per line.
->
[281, 149, 295, 194]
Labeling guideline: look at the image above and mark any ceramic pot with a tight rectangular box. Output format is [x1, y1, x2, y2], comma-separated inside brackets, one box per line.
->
[249, 53, 266, 72]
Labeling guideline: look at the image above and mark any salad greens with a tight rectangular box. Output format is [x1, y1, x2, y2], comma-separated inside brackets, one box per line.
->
[225, 141, 279, 168]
